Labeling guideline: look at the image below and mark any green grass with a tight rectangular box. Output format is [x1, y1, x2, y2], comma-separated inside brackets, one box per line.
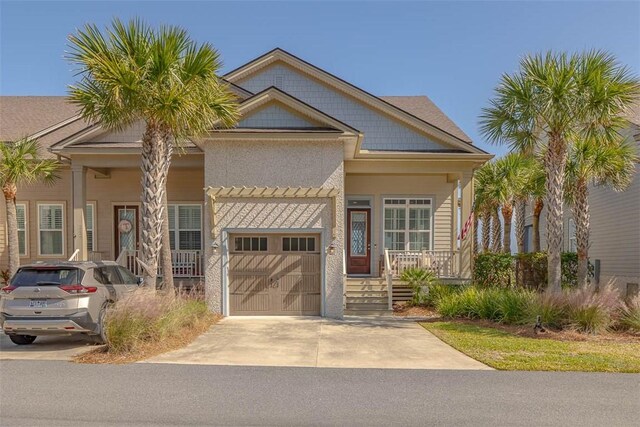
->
[421, 321, 640, 373]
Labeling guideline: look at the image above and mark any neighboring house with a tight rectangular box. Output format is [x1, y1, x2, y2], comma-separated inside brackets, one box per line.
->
[523, 108, 640, 297]
[0, 48, 491, 318]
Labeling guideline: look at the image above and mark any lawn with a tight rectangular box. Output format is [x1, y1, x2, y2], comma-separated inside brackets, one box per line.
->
[421, 321, 640, 373]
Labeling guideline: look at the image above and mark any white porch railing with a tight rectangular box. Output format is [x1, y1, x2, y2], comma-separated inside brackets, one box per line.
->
[116, 249, 204, 277]
[384, 249, 393, 310]
[385, 250, 460, 279]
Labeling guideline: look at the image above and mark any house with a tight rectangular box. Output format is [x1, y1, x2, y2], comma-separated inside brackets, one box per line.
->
[523, 106, 640, 297]
[0, 48, 491, 318]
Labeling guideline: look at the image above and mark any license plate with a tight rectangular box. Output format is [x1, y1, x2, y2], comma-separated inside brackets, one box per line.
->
[29, 300, 48, 308]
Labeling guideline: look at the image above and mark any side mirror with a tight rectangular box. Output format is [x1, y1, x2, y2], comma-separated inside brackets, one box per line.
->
[136, 277, 144, 286]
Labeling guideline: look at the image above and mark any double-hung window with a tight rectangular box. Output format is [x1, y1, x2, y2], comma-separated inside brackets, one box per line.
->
[38, 203, 64, 256]
[16, 203, 27, 256]
[168, 205, 202, 251]
[383, 198, 432, 251]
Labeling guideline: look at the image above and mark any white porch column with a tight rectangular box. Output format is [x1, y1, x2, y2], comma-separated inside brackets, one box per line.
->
[459, 170, 474, 278]
[71, 164, 88, 261]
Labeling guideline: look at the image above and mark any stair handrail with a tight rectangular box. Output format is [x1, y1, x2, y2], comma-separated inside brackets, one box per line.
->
[68, 249, 80, 262]
[384, 248, 393, 310]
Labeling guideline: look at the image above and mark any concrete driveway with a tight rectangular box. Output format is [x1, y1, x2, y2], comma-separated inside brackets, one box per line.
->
[146, 317, 490, 370]
[0, 332, 97, 361]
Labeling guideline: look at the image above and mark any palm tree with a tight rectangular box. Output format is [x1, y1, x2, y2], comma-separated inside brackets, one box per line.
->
[495, 154, 528, 254]
[67, 19, 238, 288]
[565, 137, 637, 287]
[0, 138, 59, 275]
[480, 51, 639, 292]
[475, 162, 502, 252]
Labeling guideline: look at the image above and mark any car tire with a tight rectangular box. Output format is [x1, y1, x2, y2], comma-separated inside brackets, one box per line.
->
[93, 306, 108, 345]
[9, 335, 37, 345]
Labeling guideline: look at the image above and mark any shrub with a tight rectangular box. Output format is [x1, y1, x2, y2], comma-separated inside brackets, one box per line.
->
[423, 283, 462, 308]
[436, 287, 480, 318]
[563, 285, 621, 333]
[400, 267, 439, 306]
[473, 252, 514, 288]
[514, 252, 547, 290]
[618, 297, 640, 333]
[105, 289, 212, 354]
[497, 289, 536, 324]
[525, 292, 567, 328]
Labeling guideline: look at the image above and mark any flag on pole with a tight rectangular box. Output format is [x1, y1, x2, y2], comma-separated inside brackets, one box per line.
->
[458, 205, 474, 241]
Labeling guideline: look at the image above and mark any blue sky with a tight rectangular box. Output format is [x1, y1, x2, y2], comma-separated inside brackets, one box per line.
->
[1, 1, 638, 154]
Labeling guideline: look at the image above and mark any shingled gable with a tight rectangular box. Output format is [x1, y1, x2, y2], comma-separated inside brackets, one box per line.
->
[224, 48, 484, 154]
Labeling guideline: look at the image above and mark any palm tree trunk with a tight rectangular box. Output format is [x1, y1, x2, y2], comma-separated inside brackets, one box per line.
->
[544, 135, 568, 293]
[482, 211, 491, 252]
[139, 124, 167, 288]
[573, 178, 590, 287]
[502, 202, 513, 254]
[491, 208, 502, 252]
[3, 183, 19, 276]
[473, 214, 479, 256]
[532, 198, 543, 252]
[515, 199, 526, 253]
[159, 138, 174, 292]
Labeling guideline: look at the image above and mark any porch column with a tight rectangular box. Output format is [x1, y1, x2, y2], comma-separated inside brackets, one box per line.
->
[459, 170, 474, 278]
[71, 164, 88, 261]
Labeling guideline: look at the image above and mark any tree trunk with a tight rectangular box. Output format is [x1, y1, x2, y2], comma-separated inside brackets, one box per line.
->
[482, 211, 491, 252]
[491, 208, 502, 252]
[544, 134, 568, 293]
[159, 138, 174, 292]
[139, 124, 168, 288]
[515, 199, 526, 253]
[533, 198, 543, 252]
[573, 178, 590, 287]
[473, 214, 479, 256]
[3, 183, 19, 277]
[502, 202, 513, 254]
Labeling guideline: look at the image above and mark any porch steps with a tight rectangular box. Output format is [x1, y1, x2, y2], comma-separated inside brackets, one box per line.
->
[345, 278, 389, 313]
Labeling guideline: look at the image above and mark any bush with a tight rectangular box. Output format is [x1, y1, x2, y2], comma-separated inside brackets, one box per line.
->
[105, 290, 212, 354]
[618, 297, 640, 332]
[497, 289, 536, 324]
[422, 283, 463, 308]
[400, 267, 439, 305]
[515, 252, 547, 290]
[560, 285, 621, 334]
[473, 252, 514, 288]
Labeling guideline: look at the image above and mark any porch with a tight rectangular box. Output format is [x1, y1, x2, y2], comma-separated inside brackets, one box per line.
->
[115, 249, 204, 278]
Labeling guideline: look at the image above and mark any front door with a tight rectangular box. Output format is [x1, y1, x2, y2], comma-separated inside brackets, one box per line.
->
[347, 208, 371, 275]
[114, 205, 139, 259]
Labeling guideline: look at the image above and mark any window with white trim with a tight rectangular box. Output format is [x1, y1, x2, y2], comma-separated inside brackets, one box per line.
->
[168, 205, 202, 251]
[38, 203, 64, 255]
[86, 203, 95, 252]
[383, 198, 432, 251]
[16, 203, 27, 256]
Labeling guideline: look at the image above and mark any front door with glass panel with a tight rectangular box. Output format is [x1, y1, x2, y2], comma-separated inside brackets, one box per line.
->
[347, 208, 371, 274]
[114, 206, 138, 259]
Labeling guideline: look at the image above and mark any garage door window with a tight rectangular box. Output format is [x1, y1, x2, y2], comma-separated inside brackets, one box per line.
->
[283, 237, 316, 252]
[234, 236, 267, 252]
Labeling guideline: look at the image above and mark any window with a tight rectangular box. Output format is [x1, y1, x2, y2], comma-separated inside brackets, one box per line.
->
[16, 203, 27, 256]
[283, 237, 316, 252]
[234, 237, 267, 252]
[168, 205, 202, 251]
[383, 198, 432, 251]
[38, 203, 64, 256]
[567, 219, 577, 252]
[86, 203, 95, 252]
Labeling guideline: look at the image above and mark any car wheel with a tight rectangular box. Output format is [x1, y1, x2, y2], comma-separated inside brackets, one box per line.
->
[9, 335, 37, 345]
[93, 306, 108, 345]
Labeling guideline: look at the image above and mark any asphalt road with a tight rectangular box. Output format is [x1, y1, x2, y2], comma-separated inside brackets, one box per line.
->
[0, 361, 638, 426]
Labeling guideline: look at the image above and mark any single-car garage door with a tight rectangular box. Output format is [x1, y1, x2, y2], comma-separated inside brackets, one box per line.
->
[229, 234, 321, 315]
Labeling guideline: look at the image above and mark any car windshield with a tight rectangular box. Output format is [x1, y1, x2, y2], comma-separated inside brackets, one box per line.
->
[10, 268, 83, 286]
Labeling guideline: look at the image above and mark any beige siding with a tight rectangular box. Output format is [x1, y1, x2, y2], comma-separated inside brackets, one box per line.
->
[345, 174, 455, 275]
[0, 166, 204, 268]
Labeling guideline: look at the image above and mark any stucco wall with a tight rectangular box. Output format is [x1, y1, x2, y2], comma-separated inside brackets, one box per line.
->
[237, 64, 448, 152]
[345, 174, 455, 276]
[204, 140, 345, 318]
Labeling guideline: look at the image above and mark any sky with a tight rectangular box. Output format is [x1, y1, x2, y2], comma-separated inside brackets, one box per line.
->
[1, 1, 639, 155]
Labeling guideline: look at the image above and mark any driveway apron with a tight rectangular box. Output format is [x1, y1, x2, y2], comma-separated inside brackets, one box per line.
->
[146, 317, 490, 370]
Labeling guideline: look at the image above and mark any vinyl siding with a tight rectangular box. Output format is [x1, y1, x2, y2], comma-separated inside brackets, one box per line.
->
[237, 64, 451, 152]
[238, 104, 318, 128]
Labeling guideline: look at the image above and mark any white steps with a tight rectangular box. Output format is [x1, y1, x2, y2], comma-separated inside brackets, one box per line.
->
[345, 278, 389, 312]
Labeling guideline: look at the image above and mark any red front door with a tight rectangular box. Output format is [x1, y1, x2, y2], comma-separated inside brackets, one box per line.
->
[347, 208, 371, 275]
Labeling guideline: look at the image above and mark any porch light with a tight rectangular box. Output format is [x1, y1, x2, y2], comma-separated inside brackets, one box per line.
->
[326, 242, 336, 255]
[211, 241, 220, 254]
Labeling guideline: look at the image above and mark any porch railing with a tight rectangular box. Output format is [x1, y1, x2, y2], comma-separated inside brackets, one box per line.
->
[385, 250, 460, 279]
[116, 249, 204, 278]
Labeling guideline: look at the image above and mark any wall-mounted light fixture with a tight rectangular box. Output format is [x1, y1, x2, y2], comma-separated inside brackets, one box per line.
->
[211, 241, 220, 254]
[326, 242, 336, 255]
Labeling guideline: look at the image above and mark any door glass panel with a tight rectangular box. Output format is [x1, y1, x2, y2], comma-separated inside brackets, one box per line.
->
[118, 208, 136, 254]
[350, 212, 367, 256]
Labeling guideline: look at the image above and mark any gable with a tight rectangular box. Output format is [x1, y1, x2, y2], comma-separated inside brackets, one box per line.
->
[237, 103, 321, 129]
[234, 63, 466, 152]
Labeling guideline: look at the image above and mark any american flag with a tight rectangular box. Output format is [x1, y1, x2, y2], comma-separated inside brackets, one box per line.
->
[458, 205, 474, 241]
